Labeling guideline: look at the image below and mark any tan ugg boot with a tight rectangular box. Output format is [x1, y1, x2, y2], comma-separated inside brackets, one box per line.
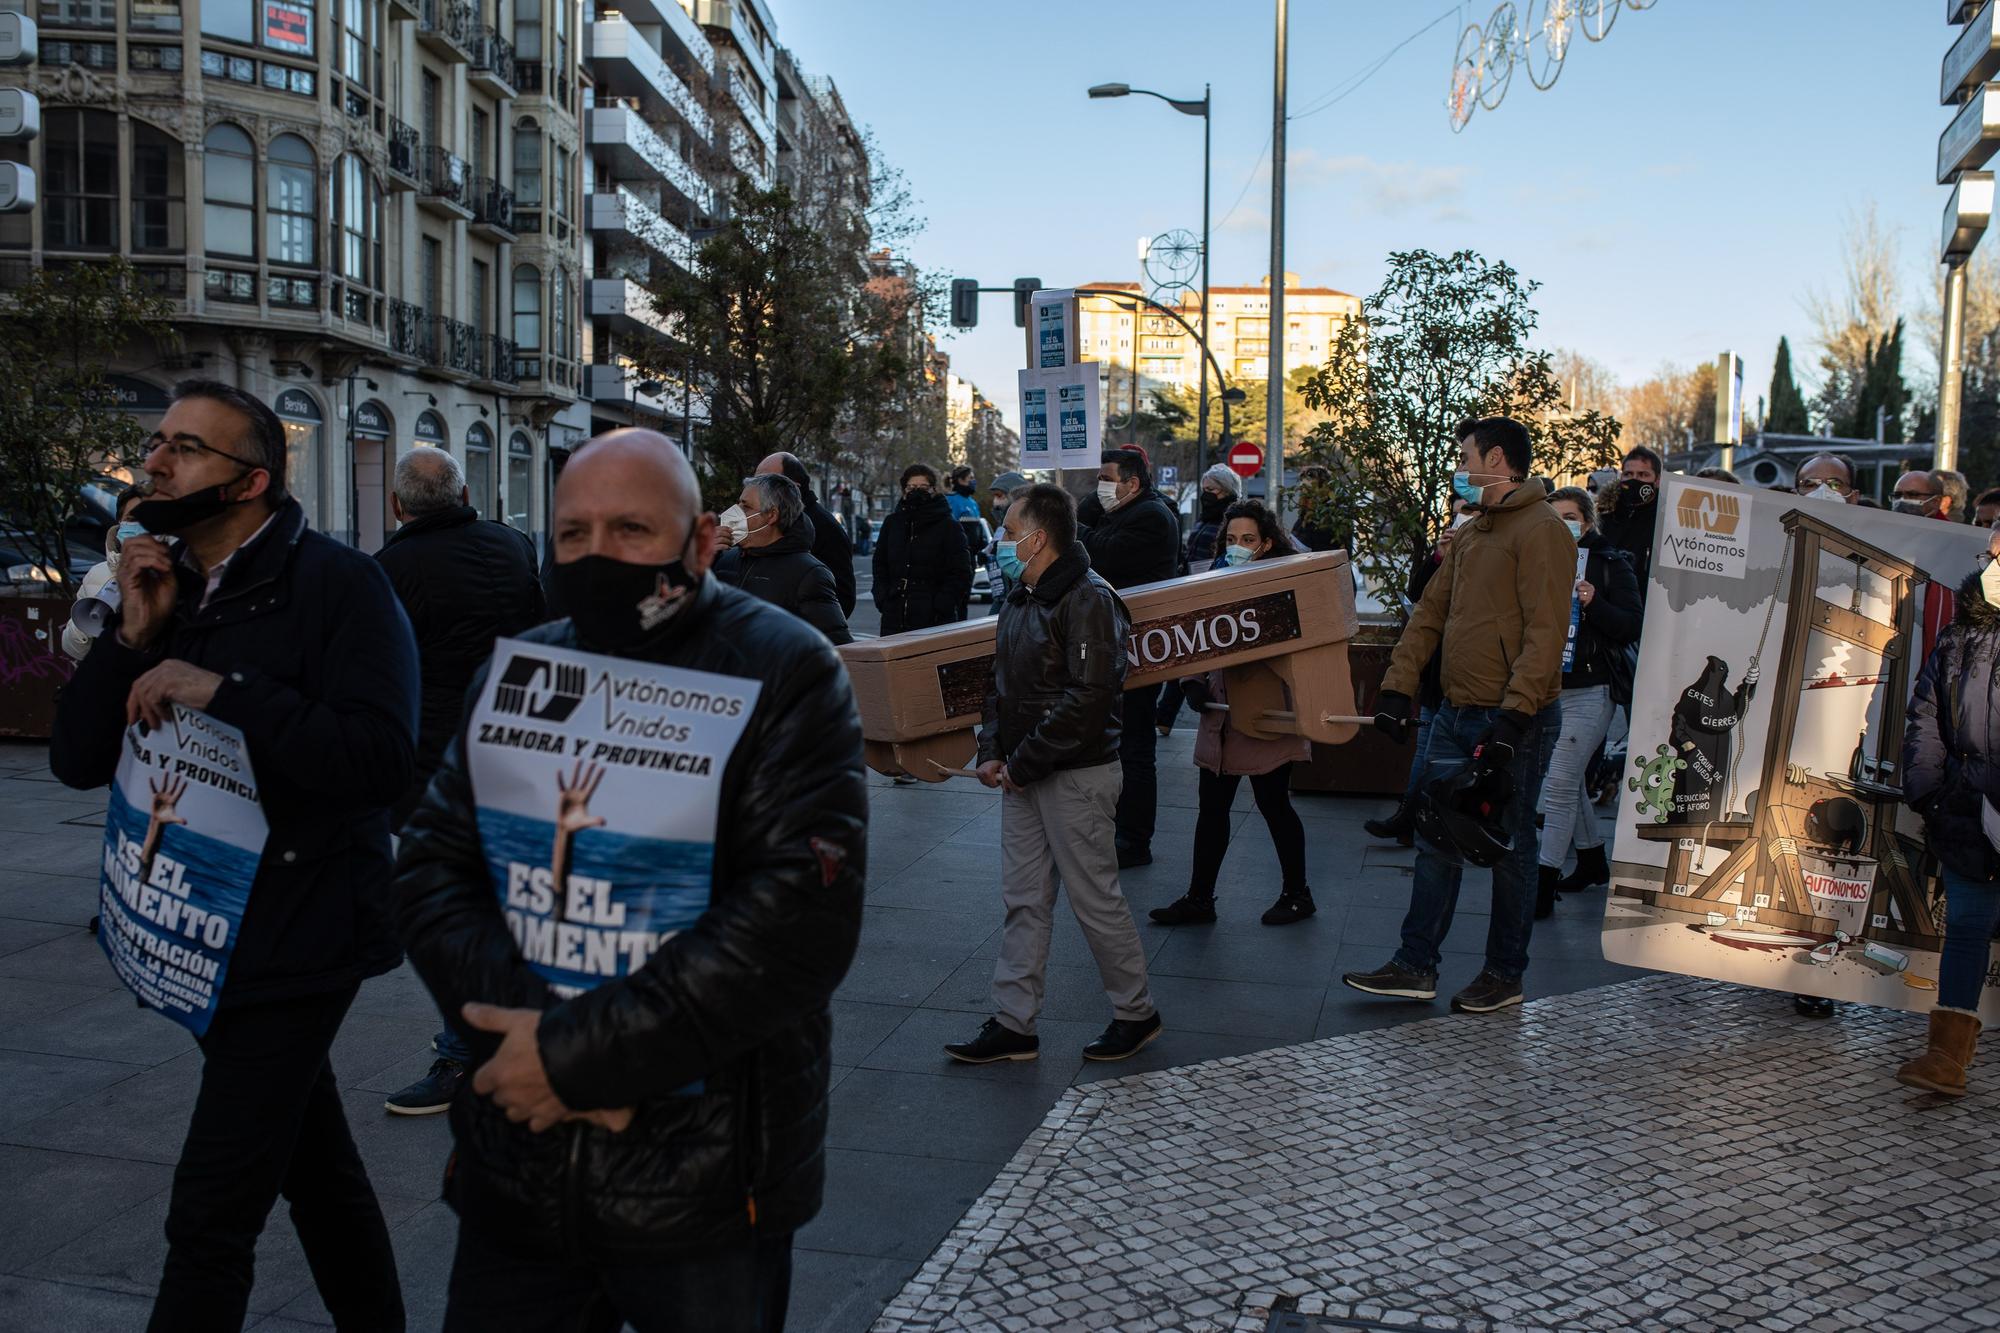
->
[1895, 1008, 1982, 1097]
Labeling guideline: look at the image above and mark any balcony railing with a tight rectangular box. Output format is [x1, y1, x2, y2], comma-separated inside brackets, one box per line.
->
[417, 0, 472, 57]
[390, 298, 430, 361]
[386, 115, 419, 185]
[430, 314, 479, 376]
[419, 145, 471, 212]
[467, 22, 516, 94]
[513, 61, 574, 115]
[470, 177, 516, 235]
[588, 106, 715, 217]
[486, 335, 520, 385]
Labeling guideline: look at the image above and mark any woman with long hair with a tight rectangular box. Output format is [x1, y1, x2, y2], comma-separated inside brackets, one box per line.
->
[1149, 500, 1317, 926]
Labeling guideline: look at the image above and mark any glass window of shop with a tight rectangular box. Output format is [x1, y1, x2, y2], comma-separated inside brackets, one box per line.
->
[273, 386, 323, 528]
[464, 422, 494, 517]
[506, 432, 533, 533]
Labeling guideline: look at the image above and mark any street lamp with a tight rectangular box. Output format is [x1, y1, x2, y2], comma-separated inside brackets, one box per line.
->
[1087, 80, 1213, 479]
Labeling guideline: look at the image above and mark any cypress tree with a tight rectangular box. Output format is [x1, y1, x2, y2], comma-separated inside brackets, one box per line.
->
[1766, 336, 1810, 434]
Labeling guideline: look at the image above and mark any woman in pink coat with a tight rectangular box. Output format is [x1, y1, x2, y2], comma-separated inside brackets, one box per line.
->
[1149, 500, 1315, 927]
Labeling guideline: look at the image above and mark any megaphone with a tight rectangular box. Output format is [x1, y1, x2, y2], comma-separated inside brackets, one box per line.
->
[69, 579, 120, 641]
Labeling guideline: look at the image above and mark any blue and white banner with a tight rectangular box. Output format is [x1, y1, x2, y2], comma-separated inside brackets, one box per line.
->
[98, 708, 266, 1036]
[466, 639, 761, 999]
[1561, 547, 1589, 672]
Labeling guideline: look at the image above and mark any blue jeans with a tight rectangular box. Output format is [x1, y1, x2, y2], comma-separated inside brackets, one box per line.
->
[1939, 866, 2000, 1011]
[1394, 701, 1559, 981]
[1399, 704, 1439, 804]
[435, 1027, 470, 1065]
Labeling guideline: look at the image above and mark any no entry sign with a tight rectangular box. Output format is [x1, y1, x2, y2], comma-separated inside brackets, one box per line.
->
[1227, 441, 1264, 478]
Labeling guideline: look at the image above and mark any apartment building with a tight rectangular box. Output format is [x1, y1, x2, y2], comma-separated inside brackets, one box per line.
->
[1077, 272, 1362, 403]
[0, 0, 591, 549]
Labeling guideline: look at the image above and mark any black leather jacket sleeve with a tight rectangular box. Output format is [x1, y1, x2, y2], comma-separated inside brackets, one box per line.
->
[535, 642, 866, 1110]
[49, 627, 160, 788]
[797, 562, 853, 646]
[1005, 582, 1125, 787]
[1583, 546, 1643, 646]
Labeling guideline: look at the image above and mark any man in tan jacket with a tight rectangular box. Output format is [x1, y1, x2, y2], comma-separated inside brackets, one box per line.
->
[1344, 416, 1574, 1014]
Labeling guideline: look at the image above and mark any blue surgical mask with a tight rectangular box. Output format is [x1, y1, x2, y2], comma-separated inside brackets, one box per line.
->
[1221, 544, 1254, 567]
[1452, 471, 1485, 506]
[1564, 519, 1583, 541]
[116, 521, 147, 544]
[995, 540, 1024, 581]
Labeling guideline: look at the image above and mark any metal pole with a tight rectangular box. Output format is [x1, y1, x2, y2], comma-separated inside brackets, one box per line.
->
[1198, 84, 1212, 482]
[1939, 257, 1968, 471]
[1265, 0, 1288, 516]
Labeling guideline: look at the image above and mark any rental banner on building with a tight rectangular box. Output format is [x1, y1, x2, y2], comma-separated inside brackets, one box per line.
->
[465, 638, 760, 999]
[98, 708, 266, 1037]
[1601, 475, 1999, 1019]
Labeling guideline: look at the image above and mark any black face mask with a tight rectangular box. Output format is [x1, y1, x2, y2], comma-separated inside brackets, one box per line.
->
[955, 483, 975, 497]
[133, 475, 254, 535]
[1199, 493, 1228, 521]
[1892, 499, 1934, 517]
[903, 489, 934, 508]
[553, 552, 699, 652]
[1617, 478, 1657, 509]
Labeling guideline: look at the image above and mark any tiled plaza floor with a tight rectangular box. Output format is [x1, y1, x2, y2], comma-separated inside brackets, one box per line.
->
[0, 705, 1642, 1332]
[875, 974, 1993, 1333]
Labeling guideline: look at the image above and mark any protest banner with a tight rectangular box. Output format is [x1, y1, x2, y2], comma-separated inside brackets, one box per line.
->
[97, 707, 266, 1036]
[1016, 364, 1100, 475]
[465, 638, 760, 999]
[1602, 475, 1999, 1019]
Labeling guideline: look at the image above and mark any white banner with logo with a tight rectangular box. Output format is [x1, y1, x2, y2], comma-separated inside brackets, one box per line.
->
[1602, 474, 1998, 1018]
[98, 708, 266, 1036]
[1016, 364, 1101, 473]
[466, 638, 761, 999]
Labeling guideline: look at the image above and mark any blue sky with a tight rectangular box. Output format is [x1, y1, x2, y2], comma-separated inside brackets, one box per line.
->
[779, 1, 1951, 434]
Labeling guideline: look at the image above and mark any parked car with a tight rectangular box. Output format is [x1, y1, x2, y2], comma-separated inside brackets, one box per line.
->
[0, 526, 95, 592]
[958, 515, 996, 604]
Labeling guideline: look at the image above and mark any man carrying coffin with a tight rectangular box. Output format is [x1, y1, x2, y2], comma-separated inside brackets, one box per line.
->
[393, 429, 867, 1331]
[50, 380, 418, 1330]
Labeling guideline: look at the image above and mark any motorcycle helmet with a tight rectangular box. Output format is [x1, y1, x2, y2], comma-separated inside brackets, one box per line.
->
[1412, 765, 1515, 868]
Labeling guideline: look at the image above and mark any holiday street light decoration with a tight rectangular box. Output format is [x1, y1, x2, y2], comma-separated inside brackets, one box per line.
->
[1448, 0, 1656, 131]
[1142, 228, 1202, 303]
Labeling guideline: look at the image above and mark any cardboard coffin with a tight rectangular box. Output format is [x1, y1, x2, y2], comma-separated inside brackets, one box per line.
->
[839, 550, 1361, 780]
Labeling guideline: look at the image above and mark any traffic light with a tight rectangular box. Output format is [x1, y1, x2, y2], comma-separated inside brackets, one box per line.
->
[950, 278, 978, 329]
[1013, 278, 1043, 328]
[0, 16, 39, 217]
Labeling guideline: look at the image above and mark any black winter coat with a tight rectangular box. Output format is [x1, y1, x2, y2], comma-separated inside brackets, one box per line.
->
[1079, 487, 1181, 591]
[801, 491, 856, 616]
[1597, 482, 1658, 607]
[393, 577, 867, 1257]
[976, 544, 1129, 784]
[1562, 533, 1643, 690]
[872, 491, 972, 634]
[712, 514, 852, 645]
[1904, 572, 2000, 881]
[50, 499, 419, 1007]
[375, 505, 545, 821]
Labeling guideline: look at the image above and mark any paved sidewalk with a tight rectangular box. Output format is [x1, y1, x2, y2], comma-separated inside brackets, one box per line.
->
[878, 975, 1986, 1333]
[0, 732, 1639, 1331]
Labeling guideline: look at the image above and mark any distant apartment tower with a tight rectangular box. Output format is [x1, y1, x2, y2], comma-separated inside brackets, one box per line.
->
[0, 0, 592, 549]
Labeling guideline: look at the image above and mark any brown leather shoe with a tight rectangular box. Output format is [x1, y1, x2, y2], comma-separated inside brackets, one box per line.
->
[1895, 1008, 1981, 1097]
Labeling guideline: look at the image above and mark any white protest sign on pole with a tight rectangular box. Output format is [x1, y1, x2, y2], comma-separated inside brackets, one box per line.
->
[1561, 546, 1589, 673]
[1027, 288, 1080, 369]
[98, 707, 267, 1036]
[466, 638, 760, 999]
[1017, 364, 1100, 476]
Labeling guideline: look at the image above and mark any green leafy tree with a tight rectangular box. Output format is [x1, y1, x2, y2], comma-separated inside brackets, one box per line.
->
[1295, 249, 1622, 612]
[1766, 336, 1810, 434]
[636, 182, 917, 506]
[0, 259, 175, 593]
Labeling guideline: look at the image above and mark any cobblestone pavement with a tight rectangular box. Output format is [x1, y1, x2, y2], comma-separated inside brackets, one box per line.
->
[874, 974, 1993, 1333]
[0, 709, 1642, 1332]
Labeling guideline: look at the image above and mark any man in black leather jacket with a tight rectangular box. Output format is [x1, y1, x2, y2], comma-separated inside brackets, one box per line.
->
[1078, 447, 1182, 867]
[943, 483, 1163, 1066]
[393, 429, 866, 1331]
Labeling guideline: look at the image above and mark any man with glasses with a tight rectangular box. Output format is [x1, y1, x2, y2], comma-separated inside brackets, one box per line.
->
[49, 380, 417, 1328]
[1795, 453, 1861, 504]
[1892, 469, 1947, 519]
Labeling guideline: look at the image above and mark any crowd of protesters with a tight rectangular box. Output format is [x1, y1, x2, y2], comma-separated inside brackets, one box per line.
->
[41, 376, 2000, 1327]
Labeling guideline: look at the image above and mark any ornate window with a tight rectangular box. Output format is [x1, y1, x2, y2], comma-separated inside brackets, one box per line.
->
[43, 109, 120, 251]
[202, 123, 256, 259]
[131, 121, 186, 253]
[513, 117, 540, 207]
[512, 264, 541, 350]
[551, 267, 571, 360]
[335, 152, 380, 286]
[267, 134, 316, 267]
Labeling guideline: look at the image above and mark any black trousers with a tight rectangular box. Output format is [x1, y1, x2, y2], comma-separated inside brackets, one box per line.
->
[442, 1224, 793, 1333]
[148, 984, 403, 1332]
[1117, 682, 1164, 849]
[1191, 764, 1307, 896]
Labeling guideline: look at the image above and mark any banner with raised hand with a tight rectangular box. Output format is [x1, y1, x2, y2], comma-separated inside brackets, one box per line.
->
[465, 638, 761, 998]
[98, 707, 266, 1036]
[1602, 475, 1999, 1019]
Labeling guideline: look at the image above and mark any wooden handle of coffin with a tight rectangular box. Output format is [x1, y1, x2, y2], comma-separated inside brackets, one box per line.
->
[1201, 704, 1372, 726]
[928, 761, 987, 781]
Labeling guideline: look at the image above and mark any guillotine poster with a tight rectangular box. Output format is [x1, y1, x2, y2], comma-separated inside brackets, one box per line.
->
[466, 638, 759, 998]
[1601, 474, 1999, 1020]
